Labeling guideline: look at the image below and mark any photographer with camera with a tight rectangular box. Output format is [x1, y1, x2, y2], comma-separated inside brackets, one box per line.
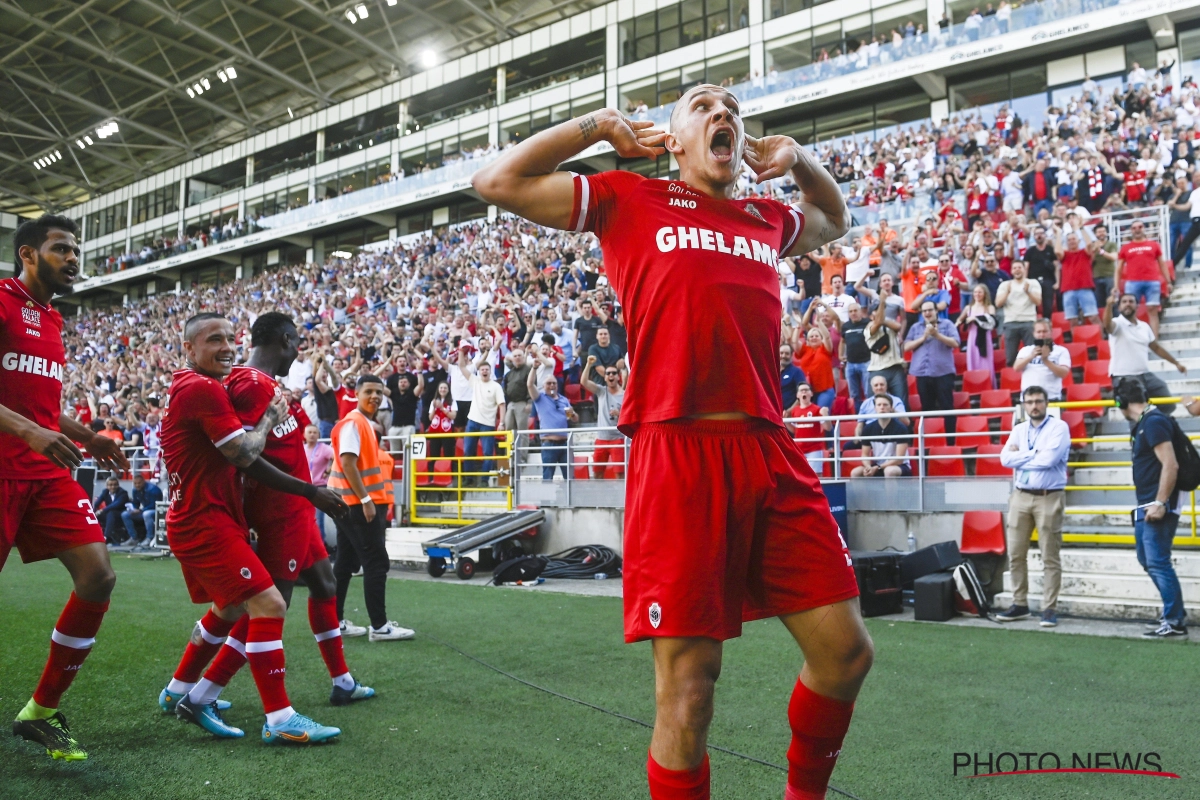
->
[1012, 319, 1072, 401]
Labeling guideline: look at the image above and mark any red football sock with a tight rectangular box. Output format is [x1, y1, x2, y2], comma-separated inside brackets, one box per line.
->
[246, 617, 291, 714]
[308, 597, 349, 679]
[201, 614, 250, 687]
[647, 752, 710, 800]
[32, 593, 109, 709]
[785, 679, 855, 800]
[172, 610, 236, 683]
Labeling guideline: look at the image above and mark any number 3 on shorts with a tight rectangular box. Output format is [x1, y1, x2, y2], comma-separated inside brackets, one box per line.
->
[78, 498, 100, 526]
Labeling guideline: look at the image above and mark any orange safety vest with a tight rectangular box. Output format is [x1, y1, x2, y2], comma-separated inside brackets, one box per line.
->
[328, 410, 389, 506]
[378, 449, 395, 508]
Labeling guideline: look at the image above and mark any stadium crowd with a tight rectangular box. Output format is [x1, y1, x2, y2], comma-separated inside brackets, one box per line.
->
[65, 83, 1197, 484]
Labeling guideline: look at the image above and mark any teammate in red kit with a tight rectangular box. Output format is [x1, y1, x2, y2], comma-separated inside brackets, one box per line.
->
[473, 87, 873, 800]
[2, 216, 130, 761]
[157, 312, 347, 744]
[174, 312, 374, 729]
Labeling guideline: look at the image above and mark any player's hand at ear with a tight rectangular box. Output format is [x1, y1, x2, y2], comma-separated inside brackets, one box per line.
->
[87, 434, 131, 472]
[312, 487, 349, 518]
[262, 394, 288, 427]
[25, 427, 85, 469]
[743, 134, 802, 183]
[604, 114, 666, 160]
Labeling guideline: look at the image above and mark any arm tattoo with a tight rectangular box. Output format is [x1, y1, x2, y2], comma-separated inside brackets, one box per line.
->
[579, 115, 598, 140]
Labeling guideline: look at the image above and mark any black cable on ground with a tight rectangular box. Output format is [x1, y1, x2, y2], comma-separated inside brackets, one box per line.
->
[535, 545, 622, 579]
[424, 631, 865, 800]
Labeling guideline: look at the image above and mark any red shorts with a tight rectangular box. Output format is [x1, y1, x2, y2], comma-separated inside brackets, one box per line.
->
[622, 419, 859, 643]
[247, 504, 328, 583]
[0, 476, 105, 570]
[168, 516, 274, 609]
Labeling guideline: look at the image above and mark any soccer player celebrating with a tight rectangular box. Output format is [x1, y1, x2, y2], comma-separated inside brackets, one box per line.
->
[472, 87, 873, 800]
[172, 313, 374, 734]
[157, 312, 346, 744]
[2, 216, 130, 761]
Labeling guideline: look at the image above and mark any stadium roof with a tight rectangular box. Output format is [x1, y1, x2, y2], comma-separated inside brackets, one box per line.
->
[0, 0, 606, 217]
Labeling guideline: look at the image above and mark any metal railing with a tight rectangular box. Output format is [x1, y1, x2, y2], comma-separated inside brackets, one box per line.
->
[405, 430, 513, 525]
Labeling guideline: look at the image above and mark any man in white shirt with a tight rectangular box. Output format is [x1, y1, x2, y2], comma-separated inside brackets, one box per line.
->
[1103, 290, 1187, 414]
[1013, 319, 1072, 400]
[458, 344, 506, 486]
[997, 386, 1072, 627]
[819, 275, 853, 323]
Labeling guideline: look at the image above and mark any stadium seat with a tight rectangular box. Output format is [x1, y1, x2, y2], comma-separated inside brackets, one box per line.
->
[1061, 410, 1087, 448]
[925, 446, 966, 477]
[1052, 327, 1065, 345]
[835, 378, 848, 398]
[999, 413, 1014, 434]
[992, 348, 1007, 373]
[1051, 311, 1067, 329]
[907, 392, 922, 411]
[432, 459, 454, 488]
[1136, 304, 1150, 324]
[564, 383, 582, 404]
[962, 369, 993, 395]
[974, 444, 1012, 476]
[999, 367, 1022, 394]
[918, 417, 947, 448]
[961, 511, 1006, 555]
[414, 459, 430, 487]
[953, 391, 971, 410]
[839, 448, 865, 469]
[1095, 339, 1110, 360]
[1072, 324, 1102, 351]
[1065, 383, 1105, 417]
[572, 455, 590, 480]
[979, 389, 1013, 413]
[953, 349, 967, 374]
[1064, 341, 1088, 367]
[837, 419, 859, 448]
[955, 415, 991, 446]
[907, 374, 918, 397]
[1083, 360, 1111, 387]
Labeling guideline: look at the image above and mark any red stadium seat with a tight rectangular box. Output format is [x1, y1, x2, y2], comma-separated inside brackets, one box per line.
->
[907, 392, 922, 411]
[999, 413, 1014, 434]
[572, 455, 590, 480]
[1052, 327, 1065, 345]
[1065, 383, 1105, 417]
[414, 459, 430, 487]
[974, 444, 1012, 476]
[432, 459, 454, 488]
[839, 448, 865, 472]
[1051, 311, 1068, 329]
[1094, 340, 1110, 360]
[953, 391, 971, 410]
[1136, 304, 1150, 324]
[926, 446, 966, 477]
[837, 419, 858, 447]
[992, 348, 1006, 373]
[1064, 341, 1088, 367]
[835, 379, 848, 398]
[962, 369, 993, 395]
[564, 383, 582, 404]
[1061, 410, 1087, 448]
[979, 389, 1014, 412]
[918, 417, 947, 448]
[999, 367, 1022, 393]
[1072, 324, 1102, 350]
[961, 511, 1006, 555]
[955, 415, 991, 446]
[953, 349, 968, 374]
[1083, 360, 1111, 388]
[907, 374, 918, 397]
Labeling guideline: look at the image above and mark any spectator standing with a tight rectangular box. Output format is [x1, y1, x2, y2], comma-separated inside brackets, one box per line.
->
[840, 301, 871, 410]
[996, 386, 1071, 627]
[458, 343, 506, 485]
[850, 395, 912, 477]
[94, 476, 130, 545]
[305, 423, 336, 542]
[121, 473, 162, 550]
[905, 299, 961, 437]
[1116, 220, 1171, 336]
[1013, 319, 1072, 401]
[779, 342, 807, 410]
[585, 326, 624, 384]
[1055, 230, 1099, 325]
[971, 252, 1010, 305]
[863, 277, 908, 405]
[1090, 223, 1118, 309]
[957, 284, 997, 380]
[1104, 290, 1186, 414]
[425, 382, 458, 460]
[795, 311, 836, 409]
[1024, 227, 1059, 321]
[573, 296, 604, 356]
[527, 368, 577, 481]
[1021, 159, 1058, 218]
[581, 356, 626, 477]
[1117, 381, 1189, 637]
[386, 371, 424, 438]
[785, 382, 831, 465]
[501, 348, 533, 439]
[312, 354, 341, 437]
[1169, 175, 1200, 267]
[994, 260, 1041, 366]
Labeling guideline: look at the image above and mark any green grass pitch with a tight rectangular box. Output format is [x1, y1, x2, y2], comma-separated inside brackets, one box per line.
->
[1, 556, 1196, 799]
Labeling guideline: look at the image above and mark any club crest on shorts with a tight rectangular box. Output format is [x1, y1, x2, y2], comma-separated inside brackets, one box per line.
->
[240, 567, 252, 579]
[288, 559, 297, 572]
[648, 602, 662, 629]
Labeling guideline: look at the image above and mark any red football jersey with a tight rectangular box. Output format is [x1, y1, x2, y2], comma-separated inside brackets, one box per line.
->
[1118, 240, 1163, 283]
[335, 385, 357, 418]
[566, 171, 802, 434]
[160, 369, 248, 534]
[0, 278, 68, 479]
[225, 365, 312, 520]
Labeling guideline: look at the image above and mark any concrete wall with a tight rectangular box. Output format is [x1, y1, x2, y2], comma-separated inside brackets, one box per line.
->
[534, 507, 964, 556]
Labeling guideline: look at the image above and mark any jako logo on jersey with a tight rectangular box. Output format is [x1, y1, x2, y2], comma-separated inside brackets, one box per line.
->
[648, 602, 662, 629]
[668, 197, 697, 209]
[655, 227, 778, 266]
[240, 567, 252, 579]
[2, 352, 64, 382]
[272, 414, 299, 439]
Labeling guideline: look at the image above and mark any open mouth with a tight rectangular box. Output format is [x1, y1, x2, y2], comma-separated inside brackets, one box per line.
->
[62, 267, 78, 283]
[710, 128, 733, 162]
